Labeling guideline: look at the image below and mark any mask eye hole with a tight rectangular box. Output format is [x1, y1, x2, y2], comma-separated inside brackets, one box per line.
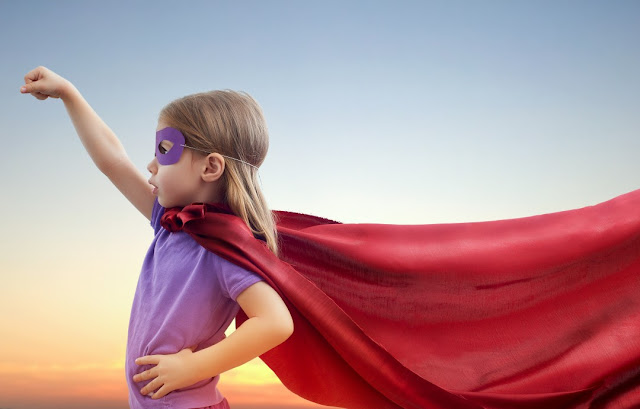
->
[157, 140, 174, 154]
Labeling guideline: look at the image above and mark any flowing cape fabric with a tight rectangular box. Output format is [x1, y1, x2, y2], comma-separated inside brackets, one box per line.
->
[160, 189, 640, 409]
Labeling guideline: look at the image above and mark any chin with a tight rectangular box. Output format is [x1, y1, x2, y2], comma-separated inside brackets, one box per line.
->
[158, 198, 186, 209]
[157, 198, 172, 208]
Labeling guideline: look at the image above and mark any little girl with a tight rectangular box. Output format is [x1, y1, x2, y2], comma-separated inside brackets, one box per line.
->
[22, 66, 640, 409]
[21, 66, 294, 409]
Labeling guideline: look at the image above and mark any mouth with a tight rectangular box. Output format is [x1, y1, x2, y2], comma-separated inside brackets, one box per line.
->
[148, 180, 158, 194]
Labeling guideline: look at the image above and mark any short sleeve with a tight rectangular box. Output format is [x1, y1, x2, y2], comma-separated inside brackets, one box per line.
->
[216, 256, 264, 301]
[151, 197, 165, 234]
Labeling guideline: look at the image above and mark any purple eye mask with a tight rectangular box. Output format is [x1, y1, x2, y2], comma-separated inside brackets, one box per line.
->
[155, 127, 186, 165]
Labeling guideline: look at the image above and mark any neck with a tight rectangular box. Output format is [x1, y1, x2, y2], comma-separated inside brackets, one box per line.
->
[194, 180, 224, 204]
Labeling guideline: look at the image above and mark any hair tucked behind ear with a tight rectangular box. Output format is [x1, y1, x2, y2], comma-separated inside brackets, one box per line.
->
[158, 90, 279, 255]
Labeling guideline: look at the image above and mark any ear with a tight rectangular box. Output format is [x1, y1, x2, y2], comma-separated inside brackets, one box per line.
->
[201, 153, 225, 182]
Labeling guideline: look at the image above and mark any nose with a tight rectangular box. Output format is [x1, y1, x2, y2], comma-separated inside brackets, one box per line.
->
[147, 157, 158, 174]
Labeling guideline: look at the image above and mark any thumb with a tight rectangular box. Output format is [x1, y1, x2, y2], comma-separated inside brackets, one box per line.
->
[20, 82, 51, 101]
[20, 84, 35, 93]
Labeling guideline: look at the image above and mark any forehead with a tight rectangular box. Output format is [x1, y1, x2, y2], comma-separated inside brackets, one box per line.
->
[156, 119, 168, 132]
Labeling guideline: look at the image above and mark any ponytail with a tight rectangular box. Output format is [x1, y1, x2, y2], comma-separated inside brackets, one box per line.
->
[224, 162, 279, 255]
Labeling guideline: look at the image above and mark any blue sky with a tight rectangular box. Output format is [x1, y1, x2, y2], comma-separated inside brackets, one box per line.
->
[2, 1, 639, 225]
[0, 1, 639, 406]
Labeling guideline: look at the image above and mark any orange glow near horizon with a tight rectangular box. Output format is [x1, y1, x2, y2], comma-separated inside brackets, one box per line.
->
[1, 249, 340, 408]
[0, 359, 337, 409]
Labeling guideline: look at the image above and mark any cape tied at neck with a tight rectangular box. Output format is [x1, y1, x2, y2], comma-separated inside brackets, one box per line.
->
[157, 191, 640, 409]
[161, 202, 229, 232]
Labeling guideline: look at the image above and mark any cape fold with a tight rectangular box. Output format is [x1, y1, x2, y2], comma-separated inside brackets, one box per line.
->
[161, 189, 640, 409]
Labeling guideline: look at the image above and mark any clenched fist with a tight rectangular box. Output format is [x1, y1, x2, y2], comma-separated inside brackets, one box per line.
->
[20, 66, 73, 101]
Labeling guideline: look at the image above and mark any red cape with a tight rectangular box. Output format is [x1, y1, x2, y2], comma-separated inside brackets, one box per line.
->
[160, 189, 640, 409]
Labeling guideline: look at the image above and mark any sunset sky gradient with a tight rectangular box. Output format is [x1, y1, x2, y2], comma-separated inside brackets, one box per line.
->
[1, 1, 639, 408]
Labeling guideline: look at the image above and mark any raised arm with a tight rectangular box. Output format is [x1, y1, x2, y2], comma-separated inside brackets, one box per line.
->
[21, 66, 155, 221]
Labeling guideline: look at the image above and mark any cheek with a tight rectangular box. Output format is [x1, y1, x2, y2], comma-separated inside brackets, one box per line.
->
[159, 171, 176, 186]
[155, 168, 172, 187]
[157, 167, 188, 191]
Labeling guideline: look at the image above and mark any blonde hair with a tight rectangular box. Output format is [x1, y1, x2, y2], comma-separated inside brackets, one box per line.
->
[159, 90, 279, 255]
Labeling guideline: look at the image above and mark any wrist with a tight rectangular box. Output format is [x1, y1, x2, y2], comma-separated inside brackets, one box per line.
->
[60, 80, 79, 102]
[190, 346, 221, 380]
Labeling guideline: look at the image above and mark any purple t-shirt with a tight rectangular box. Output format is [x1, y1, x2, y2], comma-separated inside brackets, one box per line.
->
[126, 198, 263, 409]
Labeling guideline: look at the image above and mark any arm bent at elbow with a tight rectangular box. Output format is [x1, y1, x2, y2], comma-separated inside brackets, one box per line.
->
[190, 281, 293, 380]
[235, 280, 294, 347]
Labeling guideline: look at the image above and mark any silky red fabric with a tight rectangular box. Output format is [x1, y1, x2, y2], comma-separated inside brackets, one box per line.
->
[160, 189, 640, 409]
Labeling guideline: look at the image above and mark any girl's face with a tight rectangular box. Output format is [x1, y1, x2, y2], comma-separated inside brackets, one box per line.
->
[146, 122, 203, 208]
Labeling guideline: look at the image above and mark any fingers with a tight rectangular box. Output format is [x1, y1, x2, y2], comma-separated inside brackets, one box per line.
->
[133, 356, 160, 384]
[152, 385, 170, 399]
[34, 91, 49, 100]
[136, 370, 159, 393]
[21, 67, 45, 93]
[135, 355, 159, 365]
[142, 378, 157, 392]
[139, 377, 171, 399]
[140, 377, 162, 396]
[23, 66, 45, 83]
[133, 368, 155, 382]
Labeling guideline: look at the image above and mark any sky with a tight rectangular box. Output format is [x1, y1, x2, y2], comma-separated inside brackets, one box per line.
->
[1, 1, 639, 408]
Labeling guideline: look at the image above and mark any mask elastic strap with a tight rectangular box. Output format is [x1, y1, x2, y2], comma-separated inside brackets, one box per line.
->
[180, 144, 259, 170]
